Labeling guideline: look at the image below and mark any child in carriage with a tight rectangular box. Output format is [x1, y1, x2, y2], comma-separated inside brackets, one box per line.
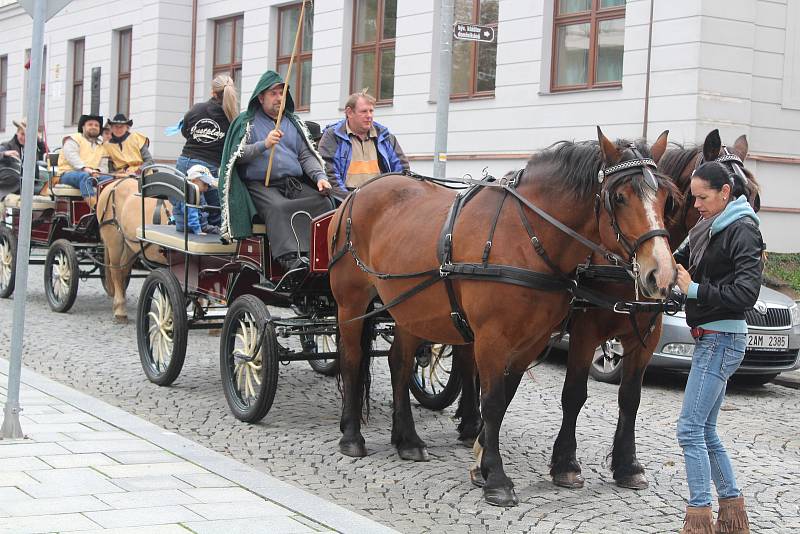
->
[171, 164, 219, 235]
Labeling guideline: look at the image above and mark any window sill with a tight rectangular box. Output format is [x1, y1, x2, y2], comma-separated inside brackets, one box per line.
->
[427, 93, 496, 105]
[540, 85, 622, 96]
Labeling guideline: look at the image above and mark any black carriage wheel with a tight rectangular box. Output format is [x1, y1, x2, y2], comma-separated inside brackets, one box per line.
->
[589, 338, 624, 384]
[44, 239, 80, 313]
[306, 331, 340, 376]
[410, 343, 463, 410]
[0, 226, 17, 299]
[136, 268, 188, 386]
[220, 295, 279, 423]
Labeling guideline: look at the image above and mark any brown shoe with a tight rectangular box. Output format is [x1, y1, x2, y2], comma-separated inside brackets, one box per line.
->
[715, 496, 750, 533]
[681, 506, 713, 534]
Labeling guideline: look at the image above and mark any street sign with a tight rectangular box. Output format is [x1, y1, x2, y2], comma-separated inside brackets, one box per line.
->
[18, 0, 72, 21]
[453, 22, 495, 43]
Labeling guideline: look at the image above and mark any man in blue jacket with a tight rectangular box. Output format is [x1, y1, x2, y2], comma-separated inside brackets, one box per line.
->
[318, 91, 409, 191]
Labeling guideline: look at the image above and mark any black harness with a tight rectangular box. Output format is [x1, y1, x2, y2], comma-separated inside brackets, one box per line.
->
[330, 149, 676, 343]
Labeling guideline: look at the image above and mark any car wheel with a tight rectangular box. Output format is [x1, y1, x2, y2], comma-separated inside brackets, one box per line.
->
[729, 373, 778, 387]
[589, 338, 624, 384]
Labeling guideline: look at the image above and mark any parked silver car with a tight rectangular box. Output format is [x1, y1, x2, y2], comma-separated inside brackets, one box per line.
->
[563, 286, 800, 386]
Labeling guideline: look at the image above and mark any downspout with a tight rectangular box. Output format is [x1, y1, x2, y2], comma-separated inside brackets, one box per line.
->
[642, 0, 655, 139]
[188, 0, 198, 105]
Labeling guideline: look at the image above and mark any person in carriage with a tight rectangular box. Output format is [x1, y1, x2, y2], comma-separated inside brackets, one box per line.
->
[0, 118, 46, 200]
[218, 70, 333, 274]
[103, 113, 154, 177]
[56, 114, 113, 208]
[318, 90, 409, 191]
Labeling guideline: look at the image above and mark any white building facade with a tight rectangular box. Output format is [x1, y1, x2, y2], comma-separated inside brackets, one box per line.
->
[0, 0, 797, 250]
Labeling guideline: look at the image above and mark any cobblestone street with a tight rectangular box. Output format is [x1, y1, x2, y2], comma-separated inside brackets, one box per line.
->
[2, 269, 799, 533]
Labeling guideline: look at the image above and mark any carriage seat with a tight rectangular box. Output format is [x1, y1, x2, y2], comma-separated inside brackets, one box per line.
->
[51, 184, 83, 197]
[136, 224, 238, 255]
[3, 193, 55, 211]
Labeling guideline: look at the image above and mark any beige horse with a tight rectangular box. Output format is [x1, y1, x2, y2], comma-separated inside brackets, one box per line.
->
[96, 177, 170, 322]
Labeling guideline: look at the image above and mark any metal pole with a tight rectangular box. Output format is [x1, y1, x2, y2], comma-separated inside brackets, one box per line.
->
[2, 0, 46, 439]
[642, 0, 655, 139]
[433, 0, 454, 179]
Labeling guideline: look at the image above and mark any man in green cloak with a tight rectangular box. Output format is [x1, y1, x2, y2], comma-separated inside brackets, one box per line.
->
[218, 70, 333, 272]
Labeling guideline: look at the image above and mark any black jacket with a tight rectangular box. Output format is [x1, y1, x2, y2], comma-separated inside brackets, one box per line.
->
[674, 218, 764, 328]
[180, 98, 230, 166]
[0, 134, 46, 161]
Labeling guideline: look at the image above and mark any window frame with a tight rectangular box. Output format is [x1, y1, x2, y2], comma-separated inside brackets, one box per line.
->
[276, 3, 313, 112]
[451, 0, 499, 100]
[550, 0, 625, 93]
[0, 56, 7, 132]
[116, 28, 132, 116]
[71, 38, 85, 126]
[212, 15, 244, 91]
[350, 0, 396, 105]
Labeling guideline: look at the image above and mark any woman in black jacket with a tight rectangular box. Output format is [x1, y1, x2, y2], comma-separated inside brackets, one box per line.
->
[674, 161, 763, 534]
[177, 75, 239, 228]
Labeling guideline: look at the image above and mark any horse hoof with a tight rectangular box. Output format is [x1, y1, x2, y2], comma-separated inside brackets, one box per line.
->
[616, 473, 648, 490]
[469, 464, 485, 487]
[552, 471, 585, 489]
[483, 486, 519, 507]
[458, 425, 481, 443]
[113, 315, 129, 324]
[338, 440, 367, 458]
[398, 446, 429, 462]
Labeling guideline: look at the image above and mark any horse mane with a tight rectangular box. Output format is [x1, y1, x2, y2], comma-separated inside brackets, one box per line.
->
[523, 138, 673, 200]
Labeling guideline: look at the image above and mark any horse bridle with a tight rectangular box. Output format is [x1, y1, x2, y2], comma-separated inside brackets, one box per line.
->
[683, 147, 752, 229]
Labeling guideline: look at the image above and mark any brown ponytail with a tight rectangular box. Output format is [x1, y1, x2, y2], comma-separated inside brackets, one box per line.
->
[211, 75, 239, 122]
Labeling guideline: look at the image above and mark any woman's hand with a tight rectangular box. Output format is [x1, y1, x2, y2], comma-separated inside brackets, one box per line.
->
[676, 264, 693, 294]
[264, 129, 283, 149]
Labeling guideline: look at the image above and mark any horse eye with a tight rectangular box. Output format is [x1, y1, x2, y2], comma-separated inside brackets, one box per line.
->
[614, 192, 626, 205]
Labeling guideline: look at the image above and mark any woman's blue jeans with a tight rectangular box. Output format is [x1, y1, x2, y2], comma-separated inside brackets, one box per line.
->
[677, 332, 746, 507]
[176, 155, 220, 227]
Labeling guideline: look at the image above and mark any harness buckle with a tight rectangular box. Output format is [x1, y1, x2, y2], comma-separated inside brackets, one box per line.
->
[613, 302, 631, 314]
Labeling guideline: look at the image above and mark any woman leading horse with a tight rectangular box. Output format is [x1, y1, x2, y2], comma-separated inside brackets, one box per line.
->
[328, 128, 677, 507]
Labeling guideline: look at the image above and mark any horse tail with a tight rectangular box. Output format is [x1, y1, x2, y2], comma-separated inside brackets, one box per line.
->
[358, 313, 373, 424]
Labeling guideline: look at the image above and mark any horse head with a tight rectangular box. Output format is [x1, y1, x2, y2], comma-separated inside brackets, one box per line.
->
[595, 127, 677, 299]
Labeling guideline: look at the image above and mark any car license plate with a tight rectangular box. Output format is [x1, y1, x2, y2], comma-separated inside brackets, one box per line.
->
[746, 333, 789, 351]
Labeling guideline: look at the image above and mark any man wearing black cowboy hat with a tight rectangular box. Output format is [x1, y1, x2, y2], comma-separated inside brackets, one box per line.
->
[104, 113, 153, 176]
[0, 118, 46, 199]
[56, 113, 112, 208]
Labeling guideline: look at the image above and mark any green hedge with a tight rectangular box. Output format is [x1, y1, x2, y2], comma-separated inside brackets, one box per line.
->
[765, 252, 800, 292]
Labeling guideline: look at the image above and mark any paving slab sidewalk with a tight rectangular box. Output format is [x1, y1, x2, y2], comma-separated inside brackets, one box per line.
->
[0, 358, 397, 534]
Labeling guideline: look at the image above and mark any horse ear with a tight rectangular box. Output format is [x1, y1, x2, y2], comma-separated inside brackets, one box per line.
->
[702, 129, 722, 162]
[731, 134, 749, 161]
[651, 130, 669, 164]
[597, 126, 620, 165]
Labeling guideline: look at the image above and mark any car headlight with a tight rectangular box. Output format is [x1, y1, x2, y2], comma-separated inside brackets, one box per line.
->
[662, 343, 695, 356]
[790, 303, 800, 327]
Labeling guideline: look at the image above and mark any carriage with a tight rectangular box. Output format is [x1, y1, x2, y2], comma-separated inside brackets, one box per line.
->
[0, 154, 115, 312]
[133, 165, 460, 423]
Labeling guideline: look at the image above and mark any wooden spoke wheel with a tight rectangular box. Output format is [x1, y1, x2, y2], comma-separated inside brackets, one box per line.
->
[220, 295, 279, 423]
[306, 331, 339, 376]
[44, 239, 79, 313]
[0, 226, 17, 299]
[410, 343, 462, 410]
[136, 268, 188, 386]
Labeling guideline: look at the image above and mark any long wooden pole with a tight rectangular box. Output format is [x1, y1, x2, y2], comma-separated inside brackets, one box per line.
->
[265, 0, 307, 186]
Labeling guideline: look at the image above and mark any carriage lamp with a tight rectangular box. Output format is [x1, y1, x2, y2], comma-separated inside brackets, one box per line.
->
[661, 343, 695, 357]
[789, 303, 800, 327]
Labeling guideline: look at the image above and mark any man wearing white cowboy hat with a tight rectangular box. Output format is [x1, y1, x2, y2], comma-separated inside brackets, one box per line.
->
[0, 118, 47, 199]
[57, 114, 113, 208]
[104, 113, 153, 176]
[170, 163, 219, 235]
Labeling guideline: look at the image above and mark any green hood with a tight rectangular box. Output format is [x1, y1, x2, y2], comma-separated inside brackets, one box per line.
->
[218, 70, 313, 240]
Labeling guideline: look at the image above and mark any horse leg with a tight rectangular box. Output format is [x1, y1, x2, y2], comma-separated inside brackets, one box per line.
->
[550, 314, 600, 489]
[337, 303, 372, 458]
[610, 321, 661, 490]
[388, 328, 429, 461]
[453, 344, 481, 442]
[100, 225, 128, 323]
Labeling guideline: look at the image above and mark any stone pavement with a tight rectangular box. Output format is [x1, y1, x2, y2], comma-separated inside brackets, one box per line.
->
[0, 360, 396, 534]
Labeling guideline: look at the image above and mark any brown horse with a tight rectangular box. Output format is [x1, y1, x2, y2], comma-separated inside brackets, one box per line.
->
[96, 177, 169, 322]
[328, 129, 677, 507]
[546, 129, 759, 491]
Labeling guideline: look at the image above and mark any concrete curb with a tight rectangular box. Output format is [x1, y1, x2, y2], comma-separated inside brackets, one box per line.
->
[773, 370, 800, 390]
[0, 357, 398, 534]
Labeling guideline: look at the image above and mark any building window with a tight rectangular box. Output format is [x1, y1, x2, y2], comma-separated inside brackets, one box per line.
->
[117, 29, 132, 116]
[452, 0, 498, 99]
[213, 15, 243, 95]
[25, 46, 47, 128]
[551, 0, 625, 92]
[277, 3, 313, 112]
[0, 56, 7, 132]
[351, 0, 397, 103]
[71, 39, 85, 125]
